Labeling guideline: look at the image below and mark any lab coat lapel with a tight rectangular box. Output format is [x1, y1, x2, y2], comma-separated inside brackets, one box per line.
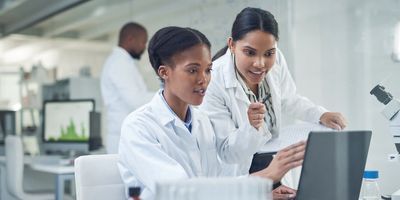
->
[191, 111, 217, 176]
[149, 93, 205, 176]
[150, 91, 175, 127]
[172, 119, 190, 137]
[182, 111, 204, 175]
[150, 90, 192, 136]
[190, 115, 204, 150]
[266, 65, 281, 131]
[234, 86, 250, 105]
[221, 50, 250, 105]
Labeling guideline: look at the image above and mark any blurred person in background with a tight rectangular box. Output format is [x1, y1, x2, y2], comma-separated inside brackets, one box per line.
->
[101, 22, 154, 153]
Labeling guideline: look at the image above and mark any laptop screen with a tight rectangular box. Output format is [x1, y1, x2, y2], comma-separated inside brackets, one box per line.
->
[296, 130, 371, 200]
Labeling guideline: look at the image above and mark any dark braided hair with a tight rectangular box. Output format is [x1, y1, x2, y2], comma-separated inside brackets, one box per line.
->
[148, 26, 211, 82]
[213, 7, 279, 61]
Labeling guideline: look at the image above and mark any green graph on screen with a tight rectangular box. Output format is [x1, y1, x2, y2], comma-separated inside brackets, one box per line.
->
[48, 118, 89, 141]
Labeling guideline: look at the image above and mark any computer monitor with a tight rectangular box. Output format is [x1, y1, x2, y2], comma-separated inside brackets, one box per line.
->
[42, 99, 95, 155]
[88, 111, 102, 151]
[0, 110, 16, 155]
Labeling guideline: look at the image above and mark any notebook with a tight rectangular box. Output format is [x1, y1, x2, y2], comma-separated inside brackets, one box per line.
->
[259, 122, 334, 153]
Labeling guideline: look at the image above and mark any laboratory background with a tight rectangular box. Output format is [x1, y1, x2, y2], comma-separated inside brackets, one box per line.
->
[0, 0, 399, 199]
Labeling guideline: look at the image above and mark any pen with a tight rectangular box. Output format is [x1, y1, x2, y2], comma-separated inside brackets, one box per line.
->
[260, 93, 271, 104]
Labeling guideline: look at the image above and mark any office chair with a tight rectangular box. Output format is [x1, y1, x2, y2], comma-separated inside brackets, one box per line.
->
[74, 154, 125, 200]
[5, 135, 53, 200]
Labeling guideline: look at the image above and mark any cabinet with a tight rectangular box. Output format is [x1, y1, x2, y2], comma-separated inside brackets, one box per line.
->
[42, 77, 102, 112]
[19, 66, 54, 135]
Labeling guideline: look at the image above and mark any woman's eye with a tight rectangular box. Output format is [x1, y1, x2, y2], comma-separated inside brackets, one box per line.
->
[206, 68, 212, 74]
[244, 49, 255, 56]
[265, 51, 276, 57]
[188, 69, 197, 73]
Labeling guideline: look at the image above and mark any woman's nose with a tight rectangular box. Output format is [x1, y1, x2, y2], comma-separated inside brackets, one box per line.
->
[253, 57, 266, 68]
[198, 72, 209, 84]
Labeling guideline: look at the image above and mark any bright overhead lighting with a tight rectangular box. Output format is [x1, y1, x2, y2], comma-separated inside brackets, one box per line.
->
[1, 45, 38, 64]
[92, 6, 106, 17]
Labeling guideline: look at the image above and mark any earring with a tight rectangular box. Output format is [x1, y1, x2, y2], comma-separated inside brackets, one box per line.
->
[231, 52, 237, 68]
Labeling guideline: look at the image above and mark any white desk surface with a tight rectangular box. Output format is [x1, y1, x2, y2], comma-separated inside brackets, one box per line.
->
[0, 155, 74, 174]
[30, 163, 74, 174]
[0, 155, 75, 200]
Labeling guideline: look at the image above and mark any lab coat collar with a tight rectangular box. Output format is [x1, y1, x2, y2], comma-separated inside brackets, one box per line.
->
[221, 49, 238, 89]
[150, 90, 197, 129]
[219, 49, 250, 104]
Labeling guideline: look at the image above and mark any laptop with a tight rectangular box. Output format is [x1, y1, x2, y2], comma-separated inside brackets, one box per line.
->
[295, 130, 372, 200]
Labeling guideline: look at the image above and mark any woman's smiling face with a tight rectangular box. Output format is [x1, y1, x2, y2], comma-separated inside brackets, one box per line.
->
[229, 30, 277, 90]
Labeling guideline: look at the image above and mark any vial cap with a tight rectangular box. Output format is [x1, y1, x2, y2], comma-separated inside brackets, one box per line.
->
[363, 170, 379, 179]
[129, 187, 141, 197]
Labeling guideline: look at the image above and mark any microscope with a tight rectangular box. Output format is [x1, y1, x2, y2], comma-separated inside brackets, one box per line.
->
[370, 84, 400, 200]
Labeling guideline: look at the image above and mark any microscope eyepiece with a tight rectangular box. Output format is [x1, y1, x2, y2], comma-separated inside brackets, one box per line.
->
[370, 84, 393, 105]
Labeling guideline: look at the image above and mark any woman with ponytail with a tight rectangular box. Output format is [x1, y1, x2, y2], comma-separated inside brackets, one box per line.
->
[200, 7, 347, 181]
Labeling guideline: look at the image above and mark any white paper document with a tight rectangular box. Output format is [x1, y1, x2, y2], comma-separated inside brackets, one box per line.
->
[259, 122, 335, 153]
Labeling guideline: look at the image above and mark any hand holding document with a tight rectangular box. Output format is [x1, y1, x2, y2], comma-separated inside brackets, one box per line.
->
[259, 122, 335, 153]
[259, 122, 335, 190]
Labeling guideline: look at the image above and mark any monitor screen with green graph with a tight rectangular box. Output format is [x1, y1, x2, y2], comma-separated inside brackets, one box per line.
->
[43, 99, 94, 143]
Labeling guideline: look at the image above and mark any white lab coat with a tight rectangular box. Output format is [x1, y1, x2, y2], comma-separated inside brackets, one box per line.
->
[101, 47, 154, 153]
[118, 91, 220, 200]
[118, 91, 270, 200]
[200, 48, 327, 176]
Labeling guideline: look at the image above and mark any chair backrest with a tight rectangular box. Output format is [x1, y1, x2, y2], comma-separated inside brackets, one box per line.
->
[5, 135, 24, 198]
[74, 154, 125, 200]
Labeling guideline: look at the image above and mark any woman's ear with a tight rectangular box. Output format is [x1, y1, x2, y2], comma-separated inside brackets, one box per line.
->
[227, 37, 235, 54]
[158, 65, 169, 81]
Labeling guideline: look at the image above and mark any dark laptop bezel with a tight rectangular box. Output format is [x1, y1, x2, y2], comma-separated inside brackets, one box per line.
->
[295, 130, 372, 200]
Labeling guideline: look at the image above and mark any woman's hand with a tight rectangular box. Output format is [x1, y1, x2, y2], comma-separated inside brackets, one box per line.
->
[247, 102, 266, 130]
[320, 112, 347, 130]
[273, 185, 296, 200]
[251, 141, 306, 183]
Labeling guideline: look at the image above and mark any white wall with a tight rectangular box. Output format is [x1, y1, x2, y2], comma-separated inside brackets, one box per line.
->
[291, 0, 400, 194]
[123, 0, 294, 90]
